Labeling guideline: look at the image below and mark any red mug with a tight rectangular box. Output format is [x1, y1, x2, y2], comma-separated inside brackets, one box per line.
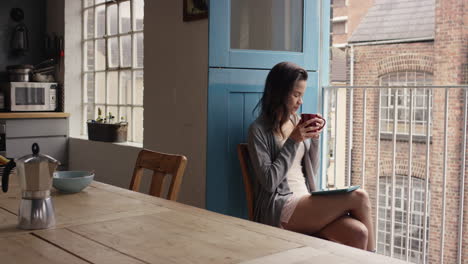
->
[300, 113, 326, 132]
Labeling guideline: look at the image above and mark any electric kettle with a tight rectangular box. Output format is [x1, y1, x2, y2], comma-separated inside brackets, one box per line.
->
[2, 143, 60, 229]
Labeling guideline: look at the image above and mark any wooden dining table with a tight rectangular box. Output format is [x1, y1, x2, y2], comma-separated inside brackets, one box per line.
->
[0, 179, 405, 264]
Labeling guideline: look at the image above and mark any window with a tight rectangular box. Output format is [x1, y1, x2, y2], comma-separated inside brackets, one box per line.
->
[82, 0, 144, 143]
[378, 176, 430, 263]
[332, 0, 346, 7]
[379, 71, 433, 136]
[332, 21, 346, 35]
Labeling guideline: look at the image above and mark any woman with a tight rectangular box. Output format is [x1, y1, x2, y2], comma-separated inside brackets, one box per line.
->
[247, 61, 375, 251]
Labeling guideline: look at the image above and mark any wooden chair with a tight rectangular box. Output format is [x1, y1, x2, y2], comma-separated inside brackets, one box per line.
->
[129, 149, 187, 201]
[237, 143, 255, 221]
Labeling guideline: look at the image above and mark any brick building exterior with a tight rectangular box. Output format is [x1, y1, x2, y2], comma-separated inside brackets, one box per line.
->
[343, 0, 468, 263]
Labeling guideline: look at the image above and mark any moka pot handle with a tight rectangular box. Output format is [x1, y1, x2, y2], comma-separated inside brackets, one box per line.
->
[2, 160, 16, 193]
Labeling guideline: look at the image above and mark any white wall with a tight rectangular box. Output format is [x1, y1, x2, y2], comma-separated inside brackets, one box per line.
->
[143, 1, 208, 208]
[63, 0, 82, 137]
[69, 138, 142, 188]
[66, 0, 208, 208]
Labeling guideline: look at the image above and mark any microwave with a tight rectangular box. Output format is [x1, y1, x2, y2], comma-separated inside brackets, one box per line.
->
[1, 82, 57, 111]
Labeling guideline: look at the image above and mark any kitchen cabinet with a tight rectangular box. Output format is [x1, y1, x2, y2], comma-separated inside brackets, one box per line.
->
[1, 113, 69, 167]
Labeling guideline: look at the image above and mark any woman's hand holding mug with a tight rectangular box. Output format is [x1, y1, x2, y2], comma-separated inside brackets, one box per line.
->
[289, 114, 325, 142]
[289, 114, 326, 142]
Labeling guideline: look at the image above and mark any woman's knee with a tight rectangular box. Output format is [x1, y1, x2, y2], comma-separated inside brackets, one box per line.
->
[350, 221, 369, 248]
[352, 189, 371, 211]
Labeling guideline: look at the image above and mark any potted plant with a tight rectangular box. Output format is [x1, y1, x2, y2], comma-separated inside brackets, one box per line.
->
[87, 108, 128, 142]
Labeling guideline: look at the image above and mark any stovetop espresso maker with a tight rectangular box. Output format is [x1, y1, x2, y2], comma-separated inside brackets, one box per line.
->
[2, 143, 60, 229]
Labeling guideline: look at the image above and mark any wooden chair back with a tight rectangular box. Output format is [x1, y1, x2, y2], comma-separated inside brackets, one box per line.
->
[237, 143, 254, 220]
[129, 149, 187, 201]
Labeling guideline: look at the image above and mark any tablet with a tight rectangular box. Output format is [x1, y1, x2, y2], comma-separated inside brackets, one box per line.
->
[312, 185, 361, 196]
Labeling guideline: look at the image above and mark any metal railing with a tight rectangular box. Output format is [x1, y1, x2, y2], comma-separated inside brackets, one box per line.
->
[322, 85, 468, 264]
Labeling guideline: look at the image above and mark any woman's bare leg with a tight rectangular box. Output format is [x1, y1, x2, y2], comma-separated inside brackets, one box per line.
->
[315, 215, 368, 250]
[282, 189, 375, 251]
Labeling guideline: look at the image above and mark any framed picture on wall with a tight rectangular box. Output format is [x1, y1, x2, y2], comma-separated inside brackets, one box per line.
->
[183, 0, 208, 21]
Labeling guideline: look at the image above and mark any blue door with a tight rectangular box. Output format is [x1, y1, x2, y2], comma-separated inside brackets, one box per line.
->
[207, 0, 330, 218]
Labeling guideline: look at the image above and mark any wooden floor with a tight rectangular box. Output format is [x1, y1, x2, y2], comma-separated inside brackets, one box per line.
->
[0, 180, 405, 264]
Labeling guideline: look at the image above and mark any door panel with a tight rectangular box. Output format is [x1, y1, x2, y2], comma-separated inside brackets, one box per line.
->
[230, 0, 304, 52]
[207, 68, 318, 217]
[207, 69, 266, 217]
[209, 0, 319, 70]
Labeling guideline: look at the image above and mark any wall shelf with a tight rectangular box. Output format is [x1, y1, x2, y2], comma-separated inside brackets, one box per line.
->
[0, 112, 70, 119]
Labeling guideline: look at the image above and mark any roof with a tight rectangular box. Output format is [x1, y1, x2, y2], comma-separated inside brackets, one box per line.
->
[349, 0, 435, 43]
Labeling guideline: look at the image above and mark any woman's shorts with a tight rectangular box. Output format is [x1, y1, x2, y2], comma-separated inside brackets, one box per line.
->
[279, 194, 306, 229]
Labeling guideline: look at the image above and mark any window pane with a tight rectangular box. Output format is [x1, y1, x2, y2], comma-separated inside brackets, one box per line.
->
[108, 37, 119, 68]
[96, 39, 106, 70]
[133, 107, 143, 143]
[332, 0, 346, 7]
[381, 108, 388, 119]
[398, 109, 406, 121]
[424, 74, 433, 84]
[414, 109, 424, 122]
[133, 0, 144, 31]
[84, 73, 95, 104]
[380, 76, 389, 86]
[120, 35, 132, 67]
[95, 72, 106, 104]
[231, 0, 303, 52]
[84, 41, 95, 71]
[107, 106, 118, 123]
[381, 120, 390, 133]
[381, 93, 388, 106]
[119, 70, 132, 104]
[84, 8, 94, 39]
[95, 104, 105, 120]
[83, 105, 89, 134]
[83, 0, 144, 143]
[96, 5, 105, 37]
[120, 1, 131, 33]
[134, 70, 143, 105]
[83, 0, 94, 8]
[332, 21, 346, 34]
[389, 73, 398, 84]
[134, 33, 144, 67]
[107, 4, 118, 35]
[107, 71, 118, 104]
[416, 72, 425, 85]
[120, 107, 132, 140]
[86, 104, 95, 125]
[397, 71, 406, 83]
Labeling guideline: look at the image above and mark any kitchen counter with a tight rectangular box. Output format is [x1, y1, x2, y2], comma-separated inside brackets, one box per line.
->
[0, 112, 70, 119]
[2, 113, 69, 164]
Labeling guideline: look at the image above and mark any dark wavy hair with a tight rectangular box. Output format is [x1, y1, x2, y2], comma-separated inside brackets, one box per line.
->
[255, 62, 308, 137]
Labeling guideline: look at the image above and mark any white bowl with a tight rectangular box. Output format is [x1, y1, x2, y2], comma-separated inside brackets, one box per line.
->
[53, 171, 94, 193]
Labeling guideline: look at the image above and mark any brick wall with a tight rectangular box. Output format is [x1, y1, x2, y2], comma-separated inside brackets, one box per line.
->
[432, 0, 468, 263]
[348, 5, 468, 260]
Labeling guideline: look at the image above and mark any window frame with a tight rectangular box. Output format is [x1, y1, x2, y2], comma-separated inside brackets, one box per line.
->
[377, 175, 430, 263]
[331, 0, 347, 8]
[331, 20, 347, 35]
[379, 71, 433, 140]
[81, 0, 144, 143]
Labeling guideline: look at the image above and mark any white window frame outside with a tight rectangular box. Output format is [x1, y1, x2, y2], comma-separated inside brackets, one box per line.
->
[331, 0, 347, 8]
[377, 176, 430, 263]
[81, 0, 144, 143]
[379, 71, 433, 137]
[331, 20, 347, 35]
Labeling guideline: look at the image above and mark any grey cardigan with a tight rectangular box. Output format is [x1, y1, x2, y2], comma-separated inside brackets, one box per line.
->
[247, 116, 320, 227]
